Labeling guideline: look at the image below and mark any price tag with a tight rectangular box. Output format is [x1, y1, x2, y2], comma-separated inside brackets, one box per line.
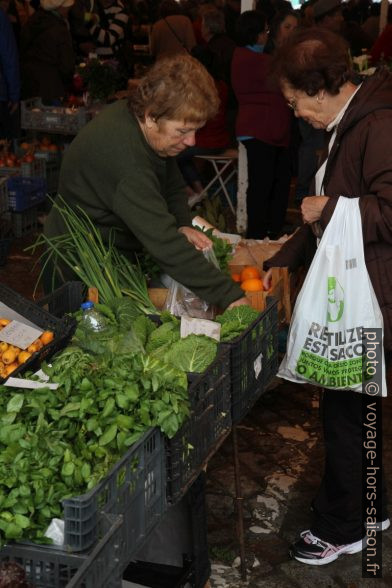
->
[5, 377, 58, 390]
[180, 316, 221, 341]
[253, 352, 263, 379]
[0, 320, 43, 350]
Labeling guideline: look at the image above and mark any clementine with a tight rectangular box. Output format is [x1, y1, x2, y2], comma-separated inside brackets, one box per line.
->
[240, 278, 264, 292]
[240, 266, 261, 282]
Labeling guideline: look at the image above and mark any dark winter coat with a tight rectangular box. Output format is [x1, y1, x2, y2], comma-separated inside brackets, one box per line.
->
[265, 68, 392, 350]
[20, 9, 75, 102]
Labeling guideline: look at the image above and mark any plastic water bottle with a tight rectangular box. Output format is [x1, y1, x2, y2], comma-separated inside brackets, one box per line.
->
[80, 301, 107, 332]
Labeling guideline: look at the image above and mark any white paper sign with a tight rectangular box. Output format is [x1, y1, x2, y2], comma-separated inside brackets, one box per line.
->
[0, 320, 43, 349]
[5, 377, 59, 390]
[180, 316, 221, 341]
[253, 352, 263, 379]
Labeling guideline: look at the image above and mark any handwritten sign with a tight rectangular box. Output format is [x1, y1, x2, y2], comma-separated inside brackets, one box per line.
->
[0, 320, 43, 349]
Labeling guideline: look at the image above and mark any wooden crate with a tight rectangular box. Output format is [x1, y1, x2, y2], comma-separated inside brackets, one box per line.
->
[228, 264, 293, 324]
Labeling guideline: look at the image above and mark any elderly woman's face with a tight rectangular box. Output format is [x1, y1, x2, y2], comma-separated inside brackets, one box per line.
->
[143, 117, 205, 157]
[281, 81, 332, 129]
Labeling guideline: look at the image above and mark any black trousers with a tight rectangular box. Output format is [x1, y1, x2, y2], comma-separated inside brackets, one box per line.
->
[242, 138, 291, 239]
[311, 388, 388, 545]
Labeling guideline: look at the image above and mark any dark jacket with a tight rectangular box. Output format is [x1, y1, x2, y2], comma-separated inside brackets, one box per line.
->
[0, 8, 20, 102]
[20, 9, 75, 101]
[231, 47, 291, 147]
[265, 68, 392, 349]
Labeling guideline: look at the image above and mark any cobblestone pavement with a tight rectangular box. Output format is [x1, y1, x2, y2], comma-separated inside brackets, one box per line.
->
[206, 378, 392, 588]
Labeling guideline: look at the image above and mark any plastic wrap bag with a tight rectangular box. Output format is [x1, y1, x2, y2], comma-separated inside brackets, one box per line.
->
[163, 249, 219, 319]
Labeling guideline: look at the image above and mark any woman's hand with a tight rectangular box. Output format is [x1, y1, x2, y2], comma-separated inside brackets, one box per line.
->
[227, 296, 250, 309]
[263, 268, 273, 291]
[301, 196, 329, 223]
[178, 226, 213, 251]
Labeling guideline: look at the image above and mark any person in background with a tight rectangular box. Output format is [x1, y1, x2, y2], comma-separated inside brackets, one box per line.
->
[20, 0, 75, 104]
[150, 0, 196, 60]
[177, 45, 231, 204]
[44, 55, 249, 310]
[199, 7, 237, 140]
[0, 7, 20, 139]
[370, 12, 392, 65]
[264, 7, 299, 54]
[362, 2, 381, 46]
[231, 10, 292, 239]
[84, 0, 129, 60]
[264, 26, 392, 566]
[200, 7, 235, 86]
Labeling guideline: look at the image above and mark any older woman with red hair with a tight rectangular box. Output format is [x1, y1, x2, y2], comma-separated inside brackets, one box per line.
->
[45, 55, 248, 309]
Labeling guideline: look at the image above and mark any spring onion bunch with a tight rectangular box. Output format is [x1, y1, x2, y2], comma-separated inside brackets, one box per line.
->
[28, 196, 157, 313]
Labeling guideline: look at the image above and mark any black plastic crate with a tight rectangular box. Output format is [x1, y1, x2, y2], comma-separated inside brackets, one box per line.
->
[7, 176, 47, 212]
[223, 297, 279, 424]
[37, 281, 86, 317]
[11, 206, 39, 237]
[0, 513, 123, 588]
[60, 427, 165, 558]
[124, 559, 193, 588]
[124, 473, 210, 588]
[0, 282, 76, 383]
[166, 348, 232, 505]
[0, 238, 11, 266]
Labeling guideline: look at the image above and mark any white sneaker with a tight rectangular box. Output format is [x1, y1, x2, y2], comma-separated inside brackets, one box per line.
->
[290, 530, 364, 566]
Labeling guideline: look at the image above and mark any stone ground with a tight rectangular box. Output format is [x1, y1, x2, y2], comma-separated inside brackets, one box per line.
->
[205, 376, 392, 588]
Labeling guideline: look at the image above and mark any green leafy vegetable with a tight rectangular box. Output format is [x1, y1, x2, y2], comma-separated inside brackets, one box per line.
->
[216, 305, 260, 341]
[145, 322, 180, 354]
[195, 227, 233, 274]
[164, 334, 217, 373]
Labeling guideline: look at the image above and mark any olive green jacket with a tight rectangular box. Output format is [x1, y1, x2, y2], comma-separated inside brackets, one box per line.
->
[45, 99, 243, 308]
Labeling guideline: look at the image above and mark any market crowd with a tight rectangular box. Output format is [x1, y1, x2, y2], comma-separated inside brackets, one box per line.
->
[1, 0, 391, 238]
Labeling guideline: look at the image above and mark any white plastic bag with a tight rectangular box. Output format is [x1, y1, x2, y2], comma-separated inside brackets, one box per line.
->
[279, 197, 387, 395]
[163, 248, 219, 319]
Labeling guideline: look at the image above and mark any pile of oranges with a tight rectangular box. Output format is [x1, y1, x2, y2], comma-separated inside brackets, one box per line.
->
[231, 265, 265, 292]
[0, 318, 55, 378]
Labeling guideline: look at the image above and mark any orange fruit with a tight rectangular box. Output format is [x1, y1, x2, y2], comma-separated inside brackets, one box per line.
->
[240, 278, 264, 292]
[5, 362, 19, 376]
[27, 343, 39, 354]
[0, 318, 10, 326]
[0, 342, 8, 353]
[40, 331, 54, 345]
[231, 273, 241, 282]
[18, 351, 32, 364]
[32, 338, 43, 350]
[2, 349, 18, 365]
[240, 266, 261, 282]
